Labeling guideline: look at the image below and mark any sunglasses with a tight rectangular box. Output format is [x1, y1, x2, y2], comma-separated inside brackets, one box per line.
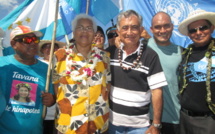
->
[107, 32, 118, 39]
[14, 36, 40, 44]
[188, 25, 210, 34]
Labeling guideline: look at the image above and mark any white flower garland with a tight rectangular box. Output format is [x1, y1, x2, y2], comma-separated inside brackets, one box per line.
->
[64, 47, 101, 85]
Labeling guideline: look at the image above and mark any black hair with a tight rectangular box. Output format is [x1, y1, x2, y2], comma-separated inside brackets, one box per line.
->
[96, 26, 105, 40]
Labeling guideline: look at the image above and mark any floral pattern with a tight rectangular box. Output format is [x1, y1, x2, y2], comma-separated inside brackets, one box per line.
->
[53, 44, 111, 134]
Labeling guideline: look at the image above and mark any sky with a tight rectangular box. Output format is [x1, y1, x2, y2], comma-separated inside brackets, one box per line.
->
[0, 0, 116, 45]
[0, 0, 24, 20]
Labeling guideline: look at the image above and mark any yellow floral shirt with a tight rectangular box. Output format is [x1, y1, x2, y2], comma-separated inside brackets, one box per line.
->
[53, 45, 111, 134]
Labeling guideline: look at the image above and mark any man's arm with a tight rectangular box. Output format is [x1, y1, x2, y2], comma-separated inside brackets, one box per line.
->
[151, 88, 163, 124]
[145, 88, 163, 134]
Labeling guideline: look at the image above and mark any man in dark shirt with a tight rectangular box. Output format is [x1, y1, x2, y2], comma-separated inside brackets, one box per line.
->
[178, 10, 215, 134]
[107, 9, 167, 134]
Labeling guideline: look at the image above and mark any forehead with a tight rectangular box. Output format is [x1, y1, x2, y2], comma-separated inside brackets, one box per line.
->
[77, 18, 93, 26]
[152, 13, 171, 25]
[19, 87, 28, 90]
[119, 15, 140, 26]
[188, 19, 209, 28]
[96, 31, 103, 34]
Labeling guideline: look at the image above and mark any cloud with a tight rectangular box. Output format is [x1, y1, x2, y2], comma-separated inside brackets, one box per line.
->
[0, 0, 18, 10]
[0, 0, 21, 19]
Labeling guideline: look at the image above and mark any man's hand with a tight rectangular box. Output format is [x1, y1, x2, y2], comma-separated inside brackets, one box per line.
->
[145, 125, 160, 134]
[115, 36, 121, 48]
[41, 91, 55, 107]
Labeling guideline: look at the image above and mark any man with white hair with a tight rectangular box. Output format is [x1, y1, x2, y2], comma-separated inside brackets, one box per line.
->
[178, 10, 215, 134]
[108, 10, 167, 134]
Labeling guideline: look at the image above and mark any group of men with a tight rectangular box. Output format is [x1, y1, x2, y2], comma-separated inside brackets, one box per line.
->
[0, 8, 214, 134]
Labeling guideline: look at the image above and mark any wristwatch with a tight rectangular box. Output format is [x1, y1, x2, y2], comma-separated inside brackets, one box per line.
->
[152, 123, 162, 129]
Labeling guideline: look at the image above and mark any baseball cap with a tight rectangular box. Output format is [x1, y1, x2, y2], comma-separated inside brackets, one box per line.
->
[10, 25, 43, 41]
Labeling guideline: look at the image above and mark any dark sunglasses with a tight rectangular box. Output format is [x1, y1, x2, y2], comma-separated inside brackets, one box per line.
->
[107, 32, 118, 39]
[188, 25, 210, 34]
[14, 36, 40, 44]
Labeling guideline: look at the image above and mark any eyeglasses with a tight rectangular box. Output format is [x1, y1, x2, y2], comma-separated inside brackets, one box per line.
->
[14, 36, 40, 44]
[188, 25, 210, 34]
[107, 32, 118, 39]
[76, 26, 94, 32]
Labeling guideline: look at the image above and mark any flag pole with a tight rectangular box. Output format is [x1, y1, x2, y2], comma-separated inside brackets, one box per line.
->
[64, 34, 70, 48]
[86, 0, 90, 15]
[42, 0, 60, 119]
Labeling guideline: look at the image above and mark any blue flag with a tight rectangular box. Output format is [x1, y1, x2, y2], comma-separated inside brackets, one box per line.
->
[0, 0, 81, 55]
[91, 0, 121, 25]
[123, 0, 215, 48]
[57, 0, 77, 40]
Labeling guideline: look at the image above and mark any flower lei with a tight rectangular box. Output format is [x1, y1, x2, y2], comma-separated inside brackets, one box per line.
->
[180, 39, 215, 114]
[118, 43, 144, 70]
[16, 83, 32, 90]
[64, 45, 102, 85]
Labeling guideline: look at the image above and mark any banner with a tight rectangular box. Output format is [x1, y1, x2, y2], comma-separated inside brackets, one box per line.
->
[91, 0, 121, 25]
[0, 0, 123, 55]
[123, 0, 215, 48]
[0, 0, 79, 55]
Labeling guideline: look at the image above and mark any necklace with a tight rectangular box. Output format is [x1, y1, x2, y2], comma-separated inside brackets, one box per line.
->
[180, 39, 215, 114]
[63, 45, 102, 85]
[118, 44, 143, 70]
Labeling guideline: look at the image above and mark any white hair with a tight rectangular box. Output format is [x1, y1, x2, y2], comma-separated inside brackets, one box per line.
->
[72, 14, 97, 32]
[117, 10, 143, 30]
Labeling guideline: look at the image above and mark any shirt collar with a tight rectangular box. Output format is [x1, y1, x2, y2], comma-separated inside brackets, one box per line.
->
[121, 42, 142, 60]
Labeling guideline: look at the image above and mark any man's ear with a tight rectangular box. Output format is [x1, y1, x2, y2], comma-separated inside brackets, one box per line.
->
[210, 25, 215, 33]
[140, 26, 144, 33]
[150, 26, 153, 34]
[10, 40, 16, 48]
[116, 28, 119, 35]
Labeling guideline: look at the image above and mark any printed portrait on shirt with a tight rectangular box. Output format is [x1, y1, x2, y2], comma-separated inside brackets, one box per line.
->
[9, 80, 37, 107]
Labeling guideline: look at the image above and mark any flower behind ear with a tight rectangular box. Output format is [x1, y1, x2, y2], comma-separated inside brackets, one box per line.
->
[16, 83, 32, 90]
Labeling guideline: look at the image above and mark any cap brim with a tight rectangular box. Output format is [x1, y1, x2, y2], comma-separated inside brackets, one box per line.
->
[33, 31, 43, 37]
[14, 31, 43, 39]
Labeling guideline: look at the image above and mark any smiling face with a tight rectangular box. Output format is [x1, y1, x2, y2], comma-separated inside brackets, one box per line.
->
[150, 12, 173, 46]
[188, 19, 214, 47]
[73, 18, 95, 48]
[11, 33, 39, 58]
[117, 15, 143, 47]
[18, 87, 29, 99]
[93, 31, 105, 48]
[41, 43, 59, 61]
